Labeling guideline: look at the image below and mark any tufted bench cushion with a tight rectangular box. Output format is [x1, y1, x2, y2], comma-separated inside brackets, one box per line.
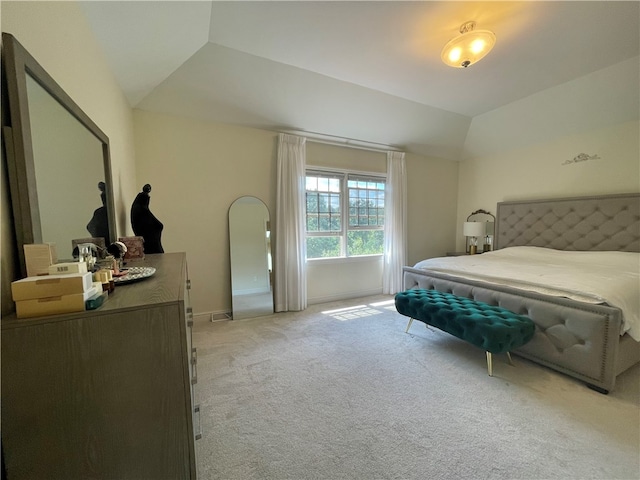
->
[395, 289, 536, 375]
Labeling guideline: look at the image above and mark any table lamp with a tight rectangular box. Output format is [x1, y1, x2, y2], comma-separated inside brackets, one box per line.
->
[463, 221, 486, 254]
[483, 222, 494, 252]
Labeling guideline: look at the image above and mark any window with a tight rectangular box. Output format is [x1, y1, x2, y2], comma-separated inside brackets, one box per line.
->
[306, 170, 385, 259]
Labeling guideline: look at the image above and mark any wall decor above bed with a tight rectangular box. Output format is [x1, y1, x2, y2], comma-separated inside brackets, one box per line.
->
[561, 152, 601, 165]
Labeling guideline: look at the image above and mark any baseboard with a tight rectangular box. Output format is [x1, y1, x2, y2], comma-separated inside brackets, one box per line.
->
[307, 288, 383, 305]
[194, 310, 232, 322]
[194, 290, 384, 319]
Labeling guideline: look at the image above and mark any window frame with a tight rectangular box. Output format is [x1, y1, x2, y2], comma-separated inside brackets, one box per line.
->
[305, 167, 386, 260]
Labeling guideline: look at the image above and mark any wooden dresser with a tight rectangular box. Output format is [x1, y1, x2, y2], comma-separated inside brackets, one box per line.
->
[1, 252, 199, 479]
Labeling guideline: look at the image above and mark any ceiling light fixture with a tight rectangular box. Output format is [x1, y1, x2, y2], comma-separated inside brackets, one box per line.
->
[441, 21, 496, 68]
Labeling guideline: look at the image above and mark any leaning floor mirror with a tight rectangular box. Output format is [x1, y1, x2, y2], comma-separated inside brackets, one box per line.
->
[228, 196, 274, 320]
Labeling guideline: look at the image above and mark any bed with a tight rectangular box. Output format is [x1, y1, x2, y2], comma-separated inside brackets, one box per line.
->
[403, 193, 640, 393]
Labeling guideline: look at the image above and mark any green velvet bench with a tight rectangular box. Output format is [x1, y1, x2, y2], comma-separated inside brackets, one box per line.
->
[395, 289, 536, 376]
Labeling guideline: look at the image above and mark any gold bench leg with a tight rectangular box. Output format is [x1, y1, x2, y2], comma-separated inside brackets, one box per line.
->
[487, 352, 515, 376]
[486, 351, 493, 376]
[405, 318, 414, 333]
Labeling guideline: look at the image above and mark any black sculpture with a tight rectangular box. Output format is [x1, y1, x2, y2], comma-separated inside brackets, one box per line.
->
[87, 181, 109, 241]
[131, 184, 164, 254]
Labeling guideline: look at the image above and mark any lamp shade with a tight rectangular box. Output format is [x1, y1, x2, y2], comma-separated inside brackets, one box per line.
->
[463, 221, 486, 238]
[441, 21, 496, 68]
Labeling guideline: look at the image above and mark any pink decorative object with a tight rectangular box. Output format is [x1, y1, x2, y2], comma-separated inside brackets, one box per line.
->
[118, 236, 145, 260]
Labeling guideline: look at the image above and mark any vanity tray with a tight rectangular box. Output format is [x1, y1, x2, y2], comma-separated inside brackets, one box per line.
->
[113, 266, 156, 285]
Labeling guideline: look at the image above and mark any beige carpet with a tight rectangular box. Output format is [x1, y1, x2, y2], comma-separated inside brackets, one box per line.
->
[192, 295, 640, 480]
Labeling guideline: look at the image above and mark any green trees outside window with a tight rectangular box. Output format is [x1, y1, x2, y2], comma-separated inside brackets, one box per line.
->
[306, 171, 385, 259]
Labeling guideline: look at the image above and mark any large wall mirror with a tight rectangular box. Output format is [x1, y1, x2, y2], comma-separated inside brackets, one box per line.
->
[229, 196, 273, 320]
[2, 33, 116, 277]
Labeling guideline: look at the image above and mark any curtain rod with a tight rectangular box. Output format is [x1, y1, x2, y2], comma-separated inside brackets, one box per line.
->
[280, 129, 404, 154]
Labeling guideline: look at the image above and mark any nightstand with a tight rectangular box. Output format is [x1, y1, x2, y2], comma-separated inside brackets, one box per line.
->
[446, 251, 469, 256]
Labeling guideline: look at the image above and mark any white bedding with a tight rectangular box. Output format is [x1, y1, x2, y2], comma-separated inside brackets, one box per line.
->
[413, 246, 640, 341]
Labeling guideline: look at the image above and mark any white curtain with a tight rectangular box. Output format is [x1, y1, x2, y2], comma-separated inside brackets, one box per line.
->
[274, 133, 307, 312]
[383, 151, 407, 294]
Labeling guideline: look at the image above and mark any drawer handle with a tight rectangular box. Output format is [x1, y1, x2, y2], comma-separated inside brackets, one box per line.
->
[191, 356, 198, 385]
[186, 307, 194, 327]
[187, 279, 191, 290]
[194, 404, 202, 440]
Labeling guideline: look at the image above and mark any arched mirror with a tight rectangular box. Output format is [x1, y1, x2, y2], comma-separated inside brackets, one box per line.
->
[229, 196, 273, 320]
[464, 209, 496, 253]
[2, 33, 116, 277]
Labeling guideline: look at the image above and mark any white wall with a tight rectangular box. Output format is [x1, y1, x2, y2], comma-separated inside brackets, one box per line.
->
[133, 110, 277, 316]
[456, 54, 640, 252]
[456, 120, 640, 251]
[405, 151, 459, 264]
[1, 1, 138, 238]
[307, 256, 384, 304]
[133, 110, 459, 315]
[462, 57, 639, 160]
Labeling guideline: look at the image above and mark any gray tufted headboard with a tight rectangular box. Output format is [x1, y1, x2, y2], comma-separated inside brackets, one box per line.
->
[495, 193, 640, 252]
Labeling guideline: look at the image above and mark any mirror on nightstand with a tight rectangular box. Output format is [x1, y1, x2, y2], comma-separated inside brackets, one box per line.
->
[464, 209, 495, 254]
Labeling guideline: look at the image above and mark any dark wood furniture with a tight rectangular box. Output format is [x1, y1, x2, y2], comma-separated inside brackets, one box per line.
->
[1, 252, 199, 479]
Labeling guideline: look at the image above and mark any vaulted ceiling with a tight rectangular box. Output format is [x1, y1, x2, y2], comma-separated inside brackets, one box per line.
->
[79, 1, 640, 159]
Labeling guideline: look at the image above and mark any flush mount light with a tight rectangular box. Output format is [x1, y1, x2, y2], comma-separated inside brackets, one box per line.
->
[441, 21, 496, 68]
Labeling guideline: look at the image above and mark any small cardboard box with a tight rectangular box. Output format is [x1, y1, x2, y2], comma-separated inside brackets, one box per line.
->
[11, 272, 93, 301]
[15, 286, 99, 319]
[24, 243, 58, 277]
[48, 262, 88, 275]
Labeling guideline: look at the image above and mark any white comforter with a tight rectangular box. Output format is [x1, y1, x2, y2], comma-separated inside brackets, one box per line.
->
[413, 246, 640, 341]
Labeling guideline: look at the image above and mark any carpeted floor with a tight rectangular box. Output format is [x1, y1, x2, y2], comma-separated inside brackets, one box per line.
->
[193, 295, 640, 480]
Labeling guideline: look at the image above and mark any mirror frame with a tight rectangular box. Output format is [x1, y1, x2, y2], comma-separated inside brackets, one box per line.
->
[1, 33, 116, 277]
[228, 196, 274, 320]
[466, 209, 496, 253]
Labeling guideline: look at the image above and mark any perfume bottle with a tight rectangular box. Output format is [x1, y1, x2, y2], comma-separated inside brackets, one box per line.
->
[78, 243, 96, 271]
